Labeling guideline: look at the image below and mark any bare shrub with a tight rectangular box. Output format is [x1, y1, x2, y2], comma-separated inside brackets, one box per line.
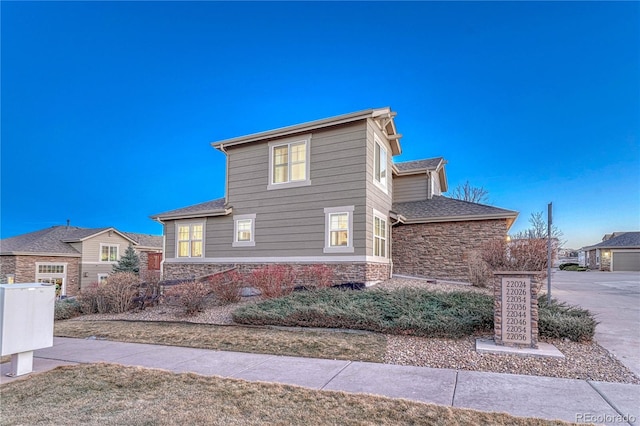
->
[209, 270, 244, 305]
[102, 272, 141, 313]
[299, 265, 334, 290]
[164, 281, 210, 315]
[138, 270, 163, 308]
[79, 273, 142, 314]
[481, 238, 549, 276]
[250, 265, 296, 299]
[467, 251, 492, 287]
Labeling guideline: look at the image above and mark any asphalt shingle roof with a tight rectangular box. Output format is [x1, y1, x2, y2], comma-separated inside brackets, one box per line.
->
[394, 157, 443, 172]
[1, 226, 162, 255]
[1, 226, 86, 255]
[151, 198, 227, 219]
[393, 196, 518, 222]
[583, 232, 640, 250]
[124, 233, 164, 248]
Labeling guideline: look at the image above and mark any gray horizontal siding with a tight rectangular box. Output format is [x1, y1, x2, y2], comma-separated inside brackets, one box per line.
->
[365, 120, 394, 257]
[394, 174, 428, 202]
[215, 121, 369, 257]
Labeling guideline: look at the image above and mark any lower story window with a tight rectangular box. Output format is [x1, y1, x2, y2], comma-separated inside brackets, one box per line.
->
[97, 274, 108, 285]
[324, 206, 354, 253]
[374, 213, 387, 258]
[233, 214, 256, 247]
[177, 222, 204, 257]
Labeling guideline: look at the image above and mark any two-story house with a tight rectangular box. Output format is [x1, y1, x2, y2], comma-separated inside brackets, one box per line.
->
[0, 225, 163, 296]
[152, 107, 519, 283]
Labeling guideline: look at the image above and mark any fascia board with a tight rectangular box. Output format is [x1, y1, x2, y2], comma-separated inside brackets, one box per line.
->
[211, 109, 380, 149]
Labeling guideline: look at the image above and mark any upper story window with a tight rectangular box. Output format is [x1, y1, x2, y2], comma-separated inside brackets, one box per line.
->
[233, 214, 256, 247]
[373, 209, 387, 258]
[323, 206, 354, 253]
[177, 222, 204, 258]
[373, 135, 388, 193]
[100, 244, 119, 262]
[268, 135, 311, 190]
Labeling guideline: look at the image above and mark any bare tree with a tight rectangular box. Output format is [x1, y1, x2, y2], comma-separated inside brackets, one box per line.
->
[511, 211, 566, 251]
[451, 181, 490, 204]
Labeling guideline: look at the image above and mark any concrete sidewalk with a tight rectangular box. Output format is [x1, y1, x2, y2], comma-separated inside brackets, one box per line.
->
[2, 337, 639, 426]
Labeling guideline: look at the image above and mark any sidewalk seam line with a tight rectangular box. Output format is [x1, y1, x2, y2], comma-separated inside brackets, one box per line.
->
[451, 370, 459, 407]
[586, 380, 634, 426]
[320, 361, 352, 390]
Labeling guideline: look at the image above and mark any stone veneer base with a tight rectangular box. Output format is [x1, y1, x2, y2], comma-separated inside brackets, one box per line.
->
[163, 262, 391, 284]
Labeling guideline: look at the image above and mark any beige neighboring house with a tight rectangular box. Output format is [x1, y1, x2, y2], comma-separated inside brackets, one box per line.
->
[0, 226, 163, 297]
[151, 107, 518, 283]
[582, 232, 640, 272]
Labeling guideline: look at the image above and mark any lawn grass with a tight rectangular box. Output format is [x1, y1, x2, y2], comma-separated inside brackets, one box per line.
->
[0, 363, 573, 426]
[54, 320, 386, 362]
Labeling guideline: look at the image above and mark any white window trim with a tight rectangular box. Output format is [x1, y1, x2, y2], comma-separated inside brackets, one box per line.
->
[267, 134, 312, 190]
[373, 134, 388, 194]
[323, 206, 354, 254]
[372, 208, 388, 260]
[233, 214, 256, 247]
[99, 244, 119, 263]
[175, 220, 205, 258]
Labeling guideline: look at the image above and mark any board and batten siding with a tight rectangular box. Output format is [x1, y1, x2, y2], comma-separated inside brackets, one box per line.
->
[364, 119, 394, 260]
[219, 121, 368, 258]
[393, 174, 428, 203]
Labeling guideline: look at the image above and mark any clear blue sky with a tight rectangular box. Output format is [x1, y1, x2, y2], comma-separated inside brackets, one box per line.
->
[1, 1, 638, 249]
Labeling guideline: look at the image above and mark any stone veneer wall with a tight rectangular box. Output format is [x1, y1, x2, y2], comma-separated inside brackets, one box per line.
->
[0, 255, 81, 297]
[392, 219, 509, 281]
[599, 250, 611, 271]
[163, 262, 391, 284]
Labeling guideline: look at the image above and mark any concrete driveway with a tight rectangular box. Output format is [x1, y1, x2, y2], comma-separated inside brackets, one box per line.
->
[550, 270, 640, 377]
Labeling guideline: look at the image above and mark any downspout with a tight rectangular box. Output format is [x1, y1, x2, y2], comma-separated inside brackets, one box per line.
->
[152, 217, 166, 280]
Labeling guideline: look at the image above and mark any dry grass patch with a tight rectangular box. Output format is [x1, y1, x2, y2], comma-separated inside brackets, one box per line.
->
[0, 363, 573, 426]
[54, 320, 385, 362]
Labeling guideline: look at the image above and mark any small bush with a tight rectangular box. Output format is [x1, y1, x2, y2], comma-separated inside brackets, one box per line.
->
[559, 263, 579, 270]
[164, 281, 210, 315]
[78, 272, 141, 314]
[467, 250, 492, 287]
[562, 265, 588, 272]
[54, 298, 82, 320]
[250, 265, 297, 299]
[209, 270, 244, 305]
[538, 296, 597, 342]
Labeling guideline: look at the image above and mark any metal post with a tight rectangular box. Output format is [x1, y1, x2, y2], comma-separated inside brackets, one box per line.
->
[547, 202, 552, 302]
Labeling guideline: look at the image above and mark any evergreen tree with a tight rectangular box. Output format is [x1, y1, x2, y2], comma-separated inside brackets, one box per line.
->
[113, 244, 140, 275]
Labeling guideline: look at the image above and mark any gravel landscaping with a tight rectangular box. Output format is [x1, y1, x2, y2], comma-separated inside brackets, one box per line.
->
[69, 277, 640, 384]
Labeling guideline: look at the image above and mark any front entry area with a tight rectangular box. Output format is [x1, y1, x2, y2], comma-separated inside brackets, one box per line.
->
[36, 263, 67, 297]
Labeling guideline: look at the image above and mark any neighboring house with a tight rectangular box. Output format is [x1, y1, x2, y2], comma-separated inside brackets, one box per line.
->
[151, 107, 518, 284]
[0, 226, 163, 296]
[581, 232, 640, 272]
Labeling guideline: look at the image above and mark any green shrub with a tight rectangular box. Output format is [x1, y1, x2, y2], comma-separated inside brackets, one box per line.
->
[561, 265, 587, 272]
[538, 296, 597, 341]
[559, 263, 579, 270]
[54, 298, 82, 320]
[233, 288, 494, 338]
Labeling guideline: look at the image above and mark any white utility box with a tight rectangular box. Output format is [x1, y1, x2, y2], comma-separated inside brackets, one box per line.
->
[0, 283, 56, 376]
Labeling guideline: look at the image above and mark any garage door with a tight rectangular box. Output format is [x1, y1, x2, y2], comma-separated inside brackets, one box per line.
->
[612, 252, 640, 271]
